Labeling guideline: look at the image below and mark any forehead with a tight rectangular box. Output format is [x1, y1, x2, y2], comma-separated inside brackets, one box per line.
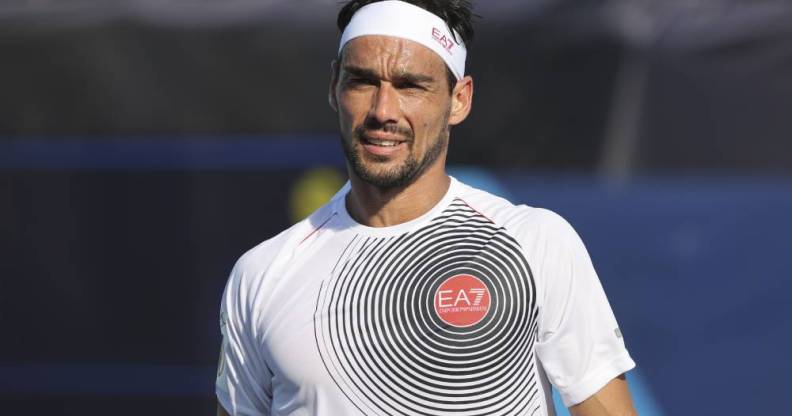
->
[340, 35, 447, 76]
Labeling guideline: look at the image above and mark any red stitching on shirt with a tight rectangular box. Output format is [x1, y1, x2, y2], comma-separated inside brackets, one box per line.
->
[298, 213, 336, 246]
[456, 197, 495, 224]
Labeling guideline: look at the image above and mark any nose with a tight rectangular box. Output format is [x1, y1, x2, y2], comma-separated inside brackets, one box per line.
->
[369, 82, 400, 124]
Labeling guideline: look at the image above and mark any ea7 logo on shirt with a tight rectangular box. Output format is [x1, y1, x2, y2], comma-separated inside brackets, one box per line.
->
[434, 274, 491, 327]
[431, 27, 456, 54]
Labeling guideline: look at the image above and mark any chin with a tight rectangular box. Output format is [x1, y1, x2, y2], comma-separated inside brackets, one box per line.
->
[360, 153, 393, 164]
[359, 167, 399, 182]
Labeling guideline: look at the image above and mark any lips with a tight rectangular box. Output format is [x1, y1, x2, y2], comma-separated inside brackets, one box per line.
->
[361, 137, 402, 147]
[359, 132, 408, 156]
[360, 131, 408, 146]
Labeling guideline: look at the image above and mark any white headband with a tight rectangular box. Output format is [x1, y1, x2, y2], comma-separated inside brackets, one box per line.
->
[338, 0, 467, 80]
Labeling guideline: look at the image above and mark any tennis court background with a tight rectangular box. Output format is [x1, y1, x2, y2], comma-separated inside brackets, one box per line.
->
[1, 1, 790, 415]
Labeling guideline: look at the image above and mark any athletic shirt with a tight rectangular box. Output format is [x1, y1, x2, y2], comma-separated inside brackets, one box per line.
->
[216, 177, 636, 416]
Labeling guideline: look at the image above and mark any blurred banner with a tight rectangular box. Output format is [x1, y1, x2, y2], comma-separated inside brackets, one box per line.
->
[1, 0, 791, 172]
[1, 1, 791, 415]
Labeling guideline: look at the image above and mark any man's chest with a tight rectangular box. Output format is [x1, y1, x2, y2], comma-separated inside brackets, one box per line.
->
[258, 227, 544, 415]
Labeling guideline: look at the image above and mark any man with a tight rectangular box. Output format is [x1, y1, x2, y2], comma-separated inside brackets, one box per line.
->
[216, 1, 637, 415]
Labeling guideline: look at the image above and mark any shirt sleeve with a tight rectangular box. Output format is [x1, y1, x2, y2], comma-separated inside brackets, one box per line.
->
[216, 261, 273, 415]
[532, 210, 636, 407]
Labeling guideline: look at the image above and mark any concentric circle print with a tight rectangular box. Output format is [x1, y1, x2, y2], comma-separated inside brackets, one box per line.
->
[314, 200, 541, 415]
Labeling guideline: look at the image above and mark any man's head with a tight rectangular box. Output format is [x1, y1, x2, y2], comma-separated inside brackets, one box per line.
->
[330, 0, 475, 189]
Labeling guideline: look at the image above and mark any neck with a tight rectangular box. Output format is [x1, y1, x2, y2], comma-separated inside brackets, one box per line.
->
[346, 162, 451, 228]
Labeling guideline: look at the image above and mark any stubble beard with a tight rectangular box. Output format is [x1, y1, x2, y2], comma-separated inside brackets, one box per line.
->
[340, 123, 448, 189]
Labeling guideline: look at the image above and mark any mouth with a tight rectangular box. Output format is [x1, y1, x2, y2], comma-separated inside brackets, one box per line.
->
[360, 131, 409, 145]
[359, 133, 409, 157]
[361, 137, 403, 147]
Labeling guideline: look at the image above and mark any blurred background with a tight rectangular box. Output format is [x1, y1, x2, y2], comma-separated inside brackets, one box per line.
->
[1, 0, 790, 414]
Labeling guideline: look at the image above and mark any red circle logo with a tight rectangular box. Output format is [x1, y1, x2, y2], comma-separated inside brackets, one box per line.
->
[434, 274, 491, 328]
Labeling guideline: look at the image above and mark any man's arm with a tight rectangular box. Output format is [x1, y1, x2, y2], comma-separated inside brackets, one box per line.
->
[217, 403, 230, 416]
[569, 374, 637, 416]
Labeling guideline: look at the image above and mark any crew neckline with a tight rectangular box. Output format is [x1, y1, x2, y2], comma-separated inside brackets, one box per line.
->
[334, 176, 460, 237]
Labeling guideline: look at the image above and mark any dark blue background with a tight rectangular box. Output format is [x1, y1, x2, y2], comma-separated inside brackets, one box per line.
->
[2, 140, 789, 414]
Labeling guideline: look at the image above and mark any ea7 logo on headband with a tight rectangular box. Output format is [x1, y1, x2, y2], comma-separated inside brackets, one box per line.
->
[431, 27, 456, 54]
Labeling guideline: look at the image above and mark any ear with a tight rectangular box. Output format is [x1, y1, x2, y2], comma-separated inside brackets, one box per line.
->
[448, 75, 473, 126]
[328, 59, 340, 112]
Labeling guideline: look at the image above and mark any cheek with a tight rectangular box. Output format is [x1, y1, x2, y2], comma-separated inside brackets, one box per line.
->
[402, 92, 449, 120]
[407, 105, 448, 143]
[339, 90, 373, 115]
[337, 103, 360, 134]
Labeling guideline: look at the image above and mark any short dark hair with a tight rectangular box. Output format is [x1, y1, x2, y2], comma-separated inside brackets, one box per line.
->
[337, 0, 475, 93]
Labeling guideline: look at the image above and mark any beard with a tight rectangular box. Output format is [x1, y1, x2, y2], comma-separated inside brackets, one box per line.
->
[340, 118, 448, 189]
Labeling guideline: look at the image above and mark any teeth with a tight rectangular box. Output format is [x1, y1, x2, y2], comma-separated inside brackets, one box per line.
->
[367, 139, 399, 147]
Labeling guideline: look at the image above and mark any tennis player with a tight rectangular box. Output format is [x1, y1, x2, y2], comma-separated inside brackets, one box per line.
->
[216, 1, 637, 415]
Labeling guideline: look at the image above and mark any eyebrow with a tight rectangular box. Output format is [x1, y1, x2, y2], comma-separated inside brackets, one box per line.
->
[342, 65, 436, 84]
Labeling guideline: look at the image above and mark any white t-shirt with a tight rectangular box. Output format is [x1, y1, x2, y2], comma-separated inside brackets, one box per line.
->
[216, 177, 635, 416]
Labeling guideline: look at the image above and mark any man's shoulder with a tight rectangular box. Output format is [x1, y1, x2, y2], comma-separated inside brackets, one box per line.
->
[232, 192, 342, 278]
[454, 181, 587, 280]
[454, 180, 569, 235]
[233, 225, 299, 276]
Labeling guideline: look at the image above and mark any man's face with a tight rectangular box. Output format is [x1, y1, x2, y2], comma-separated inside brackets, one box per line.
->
[331, 35, 456, 188]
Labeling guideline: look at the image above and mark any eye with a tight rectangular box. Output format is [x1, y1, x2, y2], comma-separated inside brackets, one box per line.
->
[395, 81, 426, 91]
[347, 77, 377, 87]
